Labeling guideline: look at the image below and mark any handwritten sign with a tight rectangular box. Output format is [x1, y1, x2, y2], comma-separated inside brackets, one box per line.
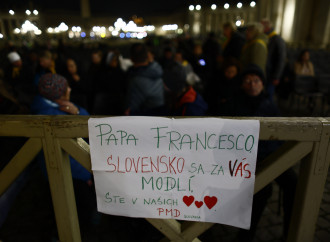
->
[88, 117, 260, 229]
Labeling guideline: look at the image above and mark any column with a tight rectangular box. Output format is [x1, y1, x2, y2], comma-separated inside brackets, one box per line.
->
[273, 0, 285, 34]
[309, 0, 330, 48]
[281, 0, 298, 43]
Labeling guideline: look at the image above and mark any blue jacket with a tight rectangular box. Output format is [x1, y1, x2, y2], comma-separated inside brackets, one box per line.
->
[31, 95, 91, 181]
[126, 61, 164, 113]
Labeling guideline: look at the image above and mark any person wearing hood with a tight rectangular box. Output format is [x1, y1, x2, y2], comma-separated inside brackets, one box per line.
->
[240, 22, 268, 76]
[125, 43, 165, 115]
[163, 61, 208, 116]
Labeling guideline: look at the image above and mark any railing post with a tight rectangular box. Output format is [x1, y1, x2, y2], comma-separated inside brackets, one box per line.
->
[287, 119, 330, 242]
[42, 120, 81, 242]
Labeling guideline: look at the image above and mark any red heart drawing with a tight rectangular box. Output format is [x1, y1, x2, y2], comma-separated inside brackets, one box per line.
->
[195, 201, 203, 208]
[183, 196, 194, 207]
[204, 196, 218, 209]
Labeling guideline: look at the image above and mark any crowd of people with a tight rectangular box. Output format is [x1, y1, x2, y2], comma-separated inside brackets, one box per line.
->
[1, 18, 321, 240]
[0, 20, 319, 118]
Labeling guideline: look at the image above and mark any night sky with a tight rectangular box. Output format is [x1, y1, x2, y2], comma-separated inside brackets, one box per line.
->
[3, 0, 257, 17]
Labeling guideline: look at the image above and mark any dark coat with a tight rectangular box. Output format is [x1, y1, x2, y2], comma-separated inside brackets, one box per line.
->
[231, 91, 280, 161]
[64, 74, 89, 110]
[126, 61, 164, 113]
[223, 32, 245, 60]
[4, 65, 36, 106]
[266, 32, 286, 81]
[215, 74, 241, 116]
[93, 66, 127, 115]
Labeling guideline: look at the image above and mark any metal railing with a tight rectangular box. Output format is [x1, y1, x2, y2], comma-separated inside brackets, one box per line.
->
[0, 115, 329, 242]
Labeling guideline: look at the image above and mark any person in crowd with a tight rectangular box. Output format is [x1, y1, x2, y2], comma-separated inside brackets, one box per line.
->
[87, 50, 106, 113]
[163, 61, 208, 116]
[232, 64, 297, 241]
[30, 73, 95, 228]
[203, 32, 222, 83]
[25, 49, 39, 75]
[214, 58, 241, 116]
[31, 73, 88, 116]
[125, 43, 164, 115]
[63, 58, 88, 109]
[240, 23, 268, 75]
[34, 50, 55, 86]
[261, 19, 287, 100]
[277, 58, 295, 100]
[0, 78, 29, 114]
[159, 46, 175, 69]
[188, 43, 208, 89]
[294, 49, 315, 76]
[203, 32, 222, 70]
[5, 52, 35, 107]
[6, 52, 22, 80]
[174, 50, 201, 87]
[222, 21, 245, 60]
[93, 51, 126, 115]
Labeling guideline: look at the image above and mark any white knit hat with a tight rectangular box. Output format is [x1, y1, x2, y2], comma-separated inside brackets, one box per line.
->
[7, 52, 21, 63]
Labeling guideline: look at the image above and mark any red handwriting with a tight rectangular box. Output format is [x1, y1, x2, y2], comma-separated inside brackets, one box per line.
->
[157, 208, 180, 217]
[229, 158, 251, 178]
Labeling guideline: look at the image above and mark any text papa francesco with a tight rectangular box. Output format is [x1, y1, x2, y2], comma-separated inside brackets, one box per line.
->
[95, 124, 254, 193]
[95, 124, 256, 152]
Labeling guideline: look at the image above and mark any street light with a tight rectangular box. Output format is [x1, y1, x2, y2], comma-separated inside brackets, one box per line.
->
[211, 4, 217, 10]
[25, 10, 31, 15]
[9, 10, 15, 15]
[250, 1, 256, 7]
[237, 2, 243, 8]
[196, 5, 201, 11]
[224, 3, 229, 9]
[189, 5, 194, 11]
[33, 10, 38, 15]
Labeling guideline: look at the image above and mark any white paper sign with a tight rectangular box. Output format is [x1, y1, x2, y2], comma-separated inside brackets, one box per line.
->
[88, 117, 260, 229]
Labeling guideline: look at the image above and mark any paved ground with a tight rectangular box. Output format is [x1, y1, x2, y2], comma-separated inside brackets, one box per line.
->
[0, 96, 330, 242]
